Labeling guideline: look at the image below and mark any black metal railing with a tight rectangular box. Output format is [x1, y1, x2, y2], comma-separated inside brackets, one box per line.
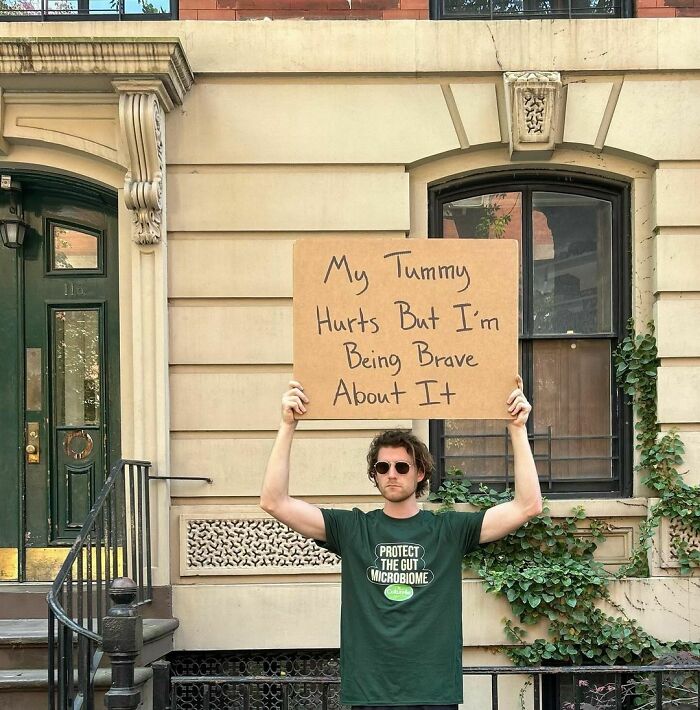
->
[436, 425, 624, 496]
[47, 459, 153, 710]
[464, 664, 700, 710]
[158, 656, 700, 710]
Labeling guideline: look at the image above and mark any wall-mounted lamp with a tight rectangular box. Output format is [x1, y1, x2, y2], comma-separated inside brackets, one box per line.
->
[0, 176, 27, 249]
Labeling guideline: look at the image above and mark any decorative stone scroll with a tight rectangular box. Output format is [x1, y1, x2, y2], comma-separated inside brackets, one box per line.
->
[116, 88, 166, 245]
[504, 71, 562, 158]
[183, 517, 340, 576]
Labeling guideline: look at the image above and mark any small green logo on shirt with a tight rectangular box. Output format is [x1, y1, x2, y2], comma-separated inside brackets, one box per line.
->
[384, 583, 414, 602]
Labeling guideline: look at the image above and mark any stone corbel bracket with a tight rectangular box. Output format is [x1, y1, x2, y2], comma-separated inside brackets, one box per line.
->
[504, 71, 562, 160]
[114, 81, 171, 245]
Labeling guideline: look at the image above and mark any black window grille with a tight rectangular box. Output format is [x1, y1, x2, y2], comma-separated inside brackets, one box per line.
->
[429, 172, 632, 499]
[432, 0, 630, 19]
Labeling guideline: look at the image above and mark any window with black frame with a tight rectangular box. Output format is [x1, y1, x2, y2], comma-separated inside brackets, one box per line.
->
[429, 175, 631, 498]
[0, 0, 174, 20]
[432, 0, 628, 19]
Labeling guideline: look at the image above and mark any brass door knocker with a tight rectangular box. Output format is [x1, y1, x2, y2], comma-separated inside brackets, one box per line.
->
[63, 430, 94, 460]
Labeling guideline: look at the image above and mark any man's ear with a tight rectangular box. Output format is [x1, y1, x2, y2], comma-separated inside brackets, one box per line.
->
[416, 468, 425, 482]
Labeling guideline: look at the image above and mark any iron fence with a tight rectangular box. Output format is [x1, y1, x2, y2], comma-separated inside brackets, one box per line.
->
[164, 651, 345, 710]
[158, 652, 700, 710]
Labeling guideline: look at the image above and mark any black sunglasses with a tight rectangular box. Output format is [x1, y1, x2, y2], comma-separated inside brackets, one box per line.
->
[373, 461, 412, 476]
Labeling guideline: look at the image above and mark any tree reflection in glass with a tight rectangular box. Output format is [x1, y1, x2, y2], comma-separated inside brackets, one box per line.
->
[54, 310, 100, 427]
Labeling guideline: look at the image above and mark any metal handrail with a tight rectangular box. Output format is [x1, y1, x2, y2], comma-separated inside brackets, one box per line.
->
[47, 458, 153, 710]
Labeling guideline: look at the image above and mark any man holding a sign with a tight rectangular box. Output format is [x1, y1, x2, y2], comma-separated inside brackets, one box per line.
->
[260, 377, 541, 709]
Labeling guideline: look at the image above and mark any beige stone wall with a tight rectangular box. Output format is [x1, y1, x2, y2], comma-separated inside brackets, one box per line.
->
[173, 576, 700, 647]
[157, 20, 700, 657]
[654, 165, 700, 488]
[2, 19, 699, 74]
[0, 20, 699, 665]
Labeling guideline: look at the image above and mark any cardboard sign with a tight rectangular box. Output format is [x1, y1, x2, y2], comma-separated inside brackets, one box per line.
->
[293, 238, 518, 420]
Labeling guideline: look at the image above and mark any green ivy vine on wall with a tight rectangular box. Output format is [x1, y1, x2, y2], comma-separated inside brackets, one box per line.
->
[614, 322, 700, 576]
[429, 321, 700, 667]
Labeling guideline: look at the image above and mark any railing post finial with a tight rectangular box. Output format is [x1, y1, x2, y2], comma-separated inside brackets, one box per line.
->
[102, 577, 144, 710]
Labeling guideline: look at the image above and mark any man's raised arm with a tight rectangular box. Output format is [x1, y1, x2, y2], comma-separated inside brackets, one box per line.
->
[479, 375, 543, 544]
[260, 381, 327, 541]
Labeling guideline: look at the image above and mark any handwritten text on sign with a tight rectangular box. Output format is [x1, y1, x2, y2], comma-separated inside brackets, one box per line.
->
[293, 238, 518, 420]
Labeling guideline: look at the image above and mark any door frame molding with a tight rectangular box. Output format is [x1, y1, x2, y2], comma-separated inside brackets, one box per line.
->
[0, 39, 192, 586]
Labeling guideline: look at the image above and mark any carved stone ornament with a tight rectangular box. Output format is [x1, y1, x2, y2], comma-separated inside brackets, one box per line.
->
[118, 91, 165, 245]
[504, 71, 562, 157]
[659, 516, 700, 571]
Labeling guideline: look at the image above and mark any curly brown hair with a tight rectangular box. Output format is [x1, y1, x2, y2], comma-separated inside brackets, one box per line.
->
[366, 430, 434, 498]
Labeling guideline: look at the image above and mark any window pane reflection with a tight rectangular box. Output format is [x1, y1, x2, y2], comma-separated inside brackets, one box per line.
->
[54, 310, 100, 426]
[3, 0, 169, 16]
[532, 192, 612, 335]
[442, 192, 522, 241]
[442, 192, 523, 332]
[53, 225, 99, 270]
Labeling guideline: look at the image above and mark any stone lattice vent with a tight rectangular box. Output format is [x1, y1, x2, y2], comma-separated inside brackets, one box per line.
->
[184, 517, 340, 574]
[667, 518, 700, 563]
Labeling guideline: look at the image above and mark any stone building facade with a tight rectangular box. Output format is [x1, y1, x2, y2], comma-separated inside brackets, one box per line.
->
[0, 17, 698, 709]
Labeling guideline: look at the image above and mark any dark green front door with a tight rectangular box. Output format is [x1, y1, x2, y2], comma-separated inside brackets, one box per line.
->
[0, 175, 120, 581]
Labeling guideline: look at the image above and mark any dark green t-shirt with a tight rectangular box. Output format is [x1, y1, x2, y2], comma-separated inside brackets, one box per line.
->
[317, 507, 485, 707]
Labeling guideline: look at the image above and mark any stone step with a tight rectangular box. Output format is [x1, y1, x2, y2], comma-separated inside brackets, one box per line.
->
[0, 618, 178, 670]
[0, 666, 152, 710]
[0, 585, 52, 621]
[0, 585, 173, 621]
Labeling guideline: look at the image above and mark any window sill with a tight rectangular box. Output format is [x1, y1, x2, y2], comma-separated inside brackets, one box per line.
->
[425, 498, 649, 518]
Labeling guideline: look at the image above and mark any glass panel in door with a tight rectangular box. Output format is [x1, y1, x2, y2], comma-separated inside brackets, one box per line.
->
[54, 309, 101, 427]
[52, 307, 103, 541]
